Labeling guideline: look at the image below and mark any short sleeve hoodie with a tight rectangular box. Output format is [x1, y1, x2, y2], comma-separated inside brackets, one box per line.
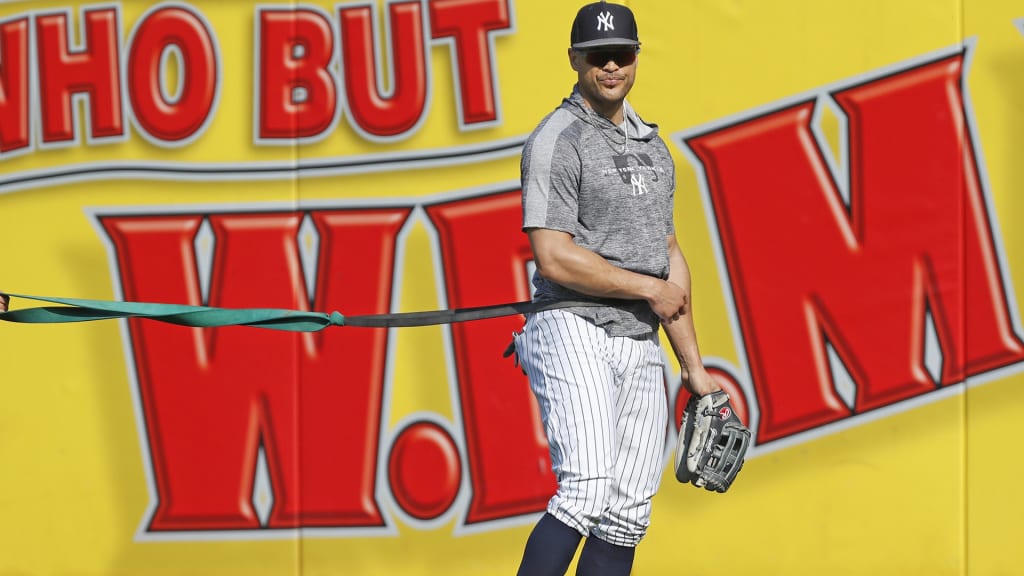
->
[520, 86, 676, 337]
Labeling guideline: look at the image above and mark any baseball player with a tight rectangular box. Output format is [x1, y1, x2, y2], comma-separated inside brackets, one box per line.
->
[513, 2, 722, 574]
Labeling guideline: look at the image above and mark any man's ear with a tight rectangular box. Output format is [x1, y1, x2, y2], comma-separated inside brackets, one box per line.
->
[568, 48, 582, 72]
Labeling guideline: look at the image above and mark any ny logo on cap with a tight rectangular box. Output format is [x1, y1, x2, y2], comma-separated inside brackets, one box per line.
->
[597, 11, 614, 31]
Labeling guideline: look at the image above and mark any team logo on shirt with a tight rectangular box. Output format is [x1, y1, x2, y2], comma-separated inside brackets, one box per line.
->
[608, 153, 664, 196]
[631, 173, 648, 195]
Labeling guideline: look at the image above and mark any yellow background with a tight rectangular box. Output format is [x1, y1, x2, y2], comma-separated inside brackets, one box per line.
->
[1, 0, 1022, 574]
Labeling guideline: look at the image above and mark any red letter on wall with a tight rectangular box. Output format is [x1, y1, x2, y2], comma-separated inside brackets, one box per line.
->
[429, 0, 511, 128]
[425, 190, 555, 524]
[36, 8, 123, 143]
[101, 208, 410, 530]
[128, 6, 218, 143]
[339, 1, 427, 138]
[257, 9, 337, 140]
[685, 53, 1024, 443]
[0, 17, 29, 153]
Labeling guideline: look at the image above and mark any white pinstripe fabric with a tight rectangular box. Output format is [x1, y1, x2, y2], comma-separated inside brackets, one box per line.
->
[516, 309, 668, 547]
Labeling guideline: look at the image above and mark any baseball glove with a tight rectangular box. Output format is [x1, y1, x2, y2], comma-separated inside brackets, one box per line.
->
[674, 390, 751, 493]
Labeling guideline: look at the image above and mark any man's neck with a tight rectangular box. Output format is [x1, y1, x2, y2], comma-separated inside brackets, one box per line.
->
[584, 99, 624, 126]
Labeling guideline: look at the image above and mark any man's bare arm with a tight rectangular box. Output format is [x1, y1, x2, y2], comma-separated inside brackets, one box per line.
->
[661, 234, 719, 397]
[527, 228, 687, 322]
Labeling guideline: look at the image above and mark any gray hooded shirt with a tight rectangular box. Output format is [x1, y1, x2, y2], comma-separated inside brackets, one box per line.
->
[520, 87, 676, 337]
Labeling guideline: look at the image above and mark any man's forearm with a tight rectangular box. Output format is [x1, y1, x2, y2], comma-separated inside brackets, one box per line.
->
[529, 228, 688, 323]
[534, 237, 659, 301]
[662, 253, 704, 376]
[663, 310, 704, 373]
[662, 238, 718, 396]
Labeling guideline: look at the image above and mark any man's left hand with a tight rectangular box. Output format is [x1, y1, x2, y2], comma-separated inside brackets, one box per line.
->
[680, 366, 719, 397]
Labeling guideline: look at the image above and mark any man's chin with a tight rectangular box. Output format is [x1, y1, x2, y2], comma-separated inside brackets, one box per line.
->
[600, 91, 629, 106]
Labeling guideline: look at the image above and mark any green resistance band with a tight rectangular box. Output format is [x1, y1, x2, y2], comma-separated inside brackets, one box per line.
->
[0, 293, 607, 331]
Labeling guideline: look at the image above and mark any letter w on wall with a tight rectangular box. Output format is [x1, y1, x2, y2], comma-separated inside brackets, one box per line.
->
[677, 47, 1024, 445]
[97, 208, 410, 532]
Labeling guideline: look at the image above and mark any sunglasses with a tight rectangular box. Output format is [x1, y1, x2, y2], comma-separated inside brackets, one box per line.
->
[579, 47, 639, 68]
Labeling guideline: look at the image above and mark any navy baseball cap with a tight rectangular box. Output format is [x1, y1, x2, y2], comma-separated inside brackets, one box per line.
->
[570, 1, 640, 50]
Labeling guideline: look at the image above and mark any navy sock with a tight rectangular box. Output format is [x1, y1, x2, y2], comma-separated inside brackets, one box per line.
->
[516, 513, 583, 576]
[575, 535, 636, 576]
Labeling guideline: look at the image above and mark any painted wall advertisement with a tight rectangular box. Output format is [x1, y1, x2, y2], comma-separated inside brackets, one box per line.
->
[1, 0, 1023, 574]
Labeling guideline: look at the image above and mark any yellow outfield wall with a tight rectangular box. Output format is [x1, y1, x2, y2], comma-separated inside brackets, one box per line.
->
[0, 0, 1023, 574]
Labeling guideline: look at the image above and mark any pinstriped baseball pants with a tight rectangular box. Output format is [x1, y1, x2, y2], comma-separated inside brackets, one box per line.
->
[516, 309, 668, 547]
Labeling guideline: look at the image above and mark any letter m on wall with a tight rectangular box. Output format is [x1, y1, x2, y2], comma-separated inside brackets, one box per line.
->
[678, 47, 1024, 444]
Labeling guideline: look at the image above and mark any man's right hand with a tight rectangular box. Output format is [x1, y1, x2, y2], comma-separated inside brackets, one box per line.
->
[0, 294, 8, 313]
[646, 279, 688, 322]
